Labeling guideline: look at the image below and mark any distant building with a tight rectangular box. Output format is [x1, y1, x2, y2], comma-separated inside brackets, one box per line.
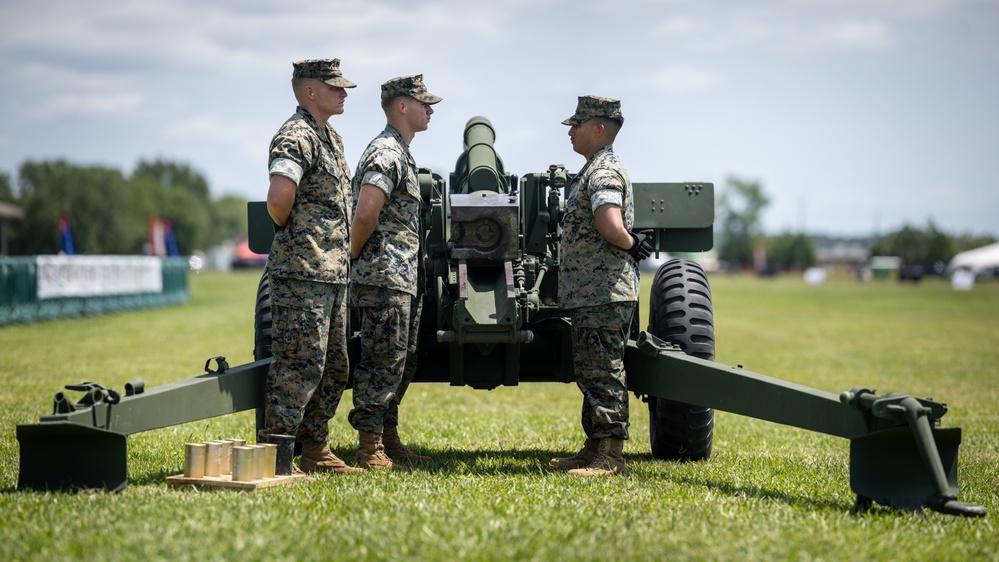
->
[869, 256, 902, 280]
[815, 242, 869, 267]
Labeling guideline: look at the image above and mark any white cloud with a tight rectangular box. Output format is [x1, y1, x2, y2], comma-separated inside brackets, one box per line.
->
[651, 65, 723, 95]
[1, 0, 996, 237]
[38, 92, 143, 117]
[811, 20, 895, 52]
[647, 3, 908, 56]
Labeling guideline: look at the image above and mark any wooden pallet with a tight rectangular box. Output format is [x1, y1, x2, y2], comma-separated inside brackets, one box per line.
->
[166, 473, 307, 491]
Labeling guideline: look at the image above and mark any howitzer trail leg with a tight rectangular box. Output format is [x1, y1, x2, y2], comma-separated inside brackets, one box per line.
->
[17, 423, 128, 492]
[849, 398, 986, 517]
[842, 389, 987, 516]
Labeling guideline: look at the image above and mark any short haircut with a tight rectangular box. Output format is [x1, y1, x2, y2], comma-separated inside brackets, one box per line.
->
[382, 95, 402, 112]
[593, 117, 623, 135]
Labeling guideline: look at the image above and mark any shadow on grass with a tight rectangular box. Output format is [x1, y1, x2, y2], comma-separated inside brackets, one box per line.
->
[3, 445, 902, 517]
[666, 471, 857, 513]
[319, 445, 877, 515]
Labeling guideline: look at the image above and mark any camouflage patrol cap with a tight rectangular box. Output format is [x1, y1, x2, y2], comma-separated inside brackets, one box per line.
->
[562, 95, 624, 126]
[381, 74, 442, 104]
[292, 59, 356, 88]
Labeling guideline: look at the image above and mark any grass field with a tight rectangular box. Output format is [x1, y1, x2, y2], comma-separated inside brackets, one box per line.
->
[1, 269, 997, 561]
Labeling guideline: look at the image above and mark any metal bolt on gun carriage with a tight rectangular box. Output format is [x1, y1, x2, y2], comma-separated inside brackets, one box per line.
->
[16, 117, 986, 517]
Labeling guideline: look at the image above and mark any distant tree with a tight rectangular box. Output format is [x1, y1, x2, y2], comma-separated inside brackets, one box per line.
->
[133, 159, 211, 203]
[952, 232, 997, 254]
[717, 176, 770, 268]
[767, 232, 816, 270]
[159, 187, 211, 254]
[0, 172, 13, 202]
[870, 221, 954, 266]
[208, 194, 250, 245]
[892, 226, 926, 264]
[924, 221, 953, 265]
[12, 160, 145, 254]
[5, 157, 268, 256]
[131, 160, 213, 253]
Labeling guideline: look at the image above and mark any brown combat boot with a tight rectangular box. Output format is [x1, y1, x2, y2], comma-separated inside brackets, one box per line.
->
[549, 438, 599, 470]
[567, 438, 628, 477]
[356, 430, 408, 471]
[300, 441, 365, 475]
[383, 426, 431, 463]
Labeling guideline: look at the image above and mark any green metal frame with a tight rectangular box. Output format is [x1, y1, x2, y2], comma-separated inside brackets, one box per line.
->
[14, 116, 987, 518]
[17, 358, 266, 492]
[627, 333, 983, 516]
[16, 342, 985, 515]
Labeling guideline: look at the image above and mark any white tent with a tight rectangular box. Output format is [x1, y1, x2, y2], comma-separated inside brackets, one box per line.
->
[947, 242, 999, 275]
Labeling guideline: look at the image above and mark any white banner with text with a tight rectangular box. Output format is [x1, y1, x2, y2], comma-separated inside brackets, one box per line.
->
[36, 256, 163, 299]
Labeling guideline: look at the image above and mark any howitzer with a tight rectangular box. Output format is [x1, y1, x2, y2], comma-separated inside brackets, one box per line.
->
[16, 117, 986, 517]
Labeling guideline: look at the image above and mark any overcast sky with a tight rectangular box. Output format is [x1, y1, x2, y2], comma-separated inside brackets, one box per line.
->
[1, 0, 997, 238]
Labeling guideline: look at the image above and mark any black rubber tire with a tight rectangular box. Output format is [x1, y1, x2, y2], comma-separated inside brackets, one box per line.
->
[252, 271, 303, 454]
[647, 259, 715, 461]
[253, 271, 273, 361]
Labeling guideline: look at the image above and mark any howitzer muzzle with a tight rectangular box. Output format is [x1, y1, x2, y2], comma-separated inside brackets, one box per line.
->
[454, 117, 507, 194]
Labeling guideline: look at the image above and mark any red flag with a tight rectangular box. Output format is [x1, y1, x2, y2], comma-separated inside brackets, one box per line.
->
[149, 214, 166, 256]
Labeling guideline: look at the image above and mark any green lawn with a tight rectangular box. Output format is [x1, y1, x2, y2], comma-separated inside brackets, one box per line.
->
[1, 269, 997, 561]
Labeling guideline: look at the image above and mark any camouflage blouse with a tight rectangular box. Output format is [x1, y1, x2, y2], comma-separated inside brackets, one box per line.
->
[266, 107, 353, 284]
[349, 125, 422, 296]
[559, 145, 638, 309]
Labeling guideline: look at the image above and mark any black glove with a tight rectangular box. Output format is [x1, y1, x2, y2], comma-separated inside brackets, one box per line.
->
[627, 229, 654, 261]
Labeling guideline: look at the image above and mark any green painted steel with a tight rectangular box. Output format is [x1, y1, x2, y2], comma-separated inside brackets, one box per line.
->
[17, 423, 129, 492]
[633, 182, 714, 252]
[625, 333, 869, 439]
[16, 358, 268, 491]
[247, 202, 275, 255]
[37, 358, 266, 434]
[451, 116, 507, 195]
[14, 116, 986, 516]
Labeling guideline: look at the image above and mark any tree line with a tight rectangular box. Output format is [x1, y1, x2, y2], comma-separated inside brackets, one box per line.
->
[1, 163, 993, 268]
[0, 159, 249, 256]
[715, 176, 996, 272]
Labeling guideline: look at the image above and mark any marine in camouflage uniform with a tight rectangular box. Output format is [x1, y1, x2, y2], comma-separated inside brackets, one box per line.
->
[348, 75, 442, 469]
[550, 95, 653, 477]
[262, 59, 362, 474]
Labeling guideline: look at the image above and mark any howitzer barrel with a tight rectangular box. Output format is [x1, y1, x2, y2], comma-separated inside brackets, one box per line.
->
[454, 117, 507, 194]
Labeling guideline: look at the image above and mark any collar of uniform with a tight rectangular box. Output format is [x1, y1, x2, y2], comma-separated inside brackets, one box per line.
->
[575, 144, 615, 177]
[296, 105, 334, 147]
[383, 124, 416, 165]
[384, 123, 407, 146]
[590, 144, 614, 161]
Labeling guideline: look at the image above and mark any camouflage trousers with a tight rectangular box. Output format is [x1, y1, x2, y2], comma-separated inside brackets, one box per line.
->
[347, 284, 422, 433]
[263, 276, 348, 443]
[570, 301, 636, 440]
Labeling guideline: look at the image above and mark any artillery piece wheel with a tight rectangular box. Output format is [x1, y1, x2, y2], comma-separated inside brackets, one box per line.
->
[647, 259, 714, 461]
[253, 271, 273, 361]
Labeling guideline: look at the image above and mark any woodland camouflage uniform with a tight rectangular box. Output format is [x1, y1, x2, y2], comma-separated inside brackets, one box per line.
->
[348, 75, 441, 458]
[263, 59, 355, 447]
[555, 96, 638, 476]
[347, 123, 423, 434]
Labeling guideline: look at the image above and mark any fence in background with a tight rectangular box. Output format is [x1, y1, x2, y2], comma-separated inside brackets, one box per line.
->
[0, 256, 189, 326]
